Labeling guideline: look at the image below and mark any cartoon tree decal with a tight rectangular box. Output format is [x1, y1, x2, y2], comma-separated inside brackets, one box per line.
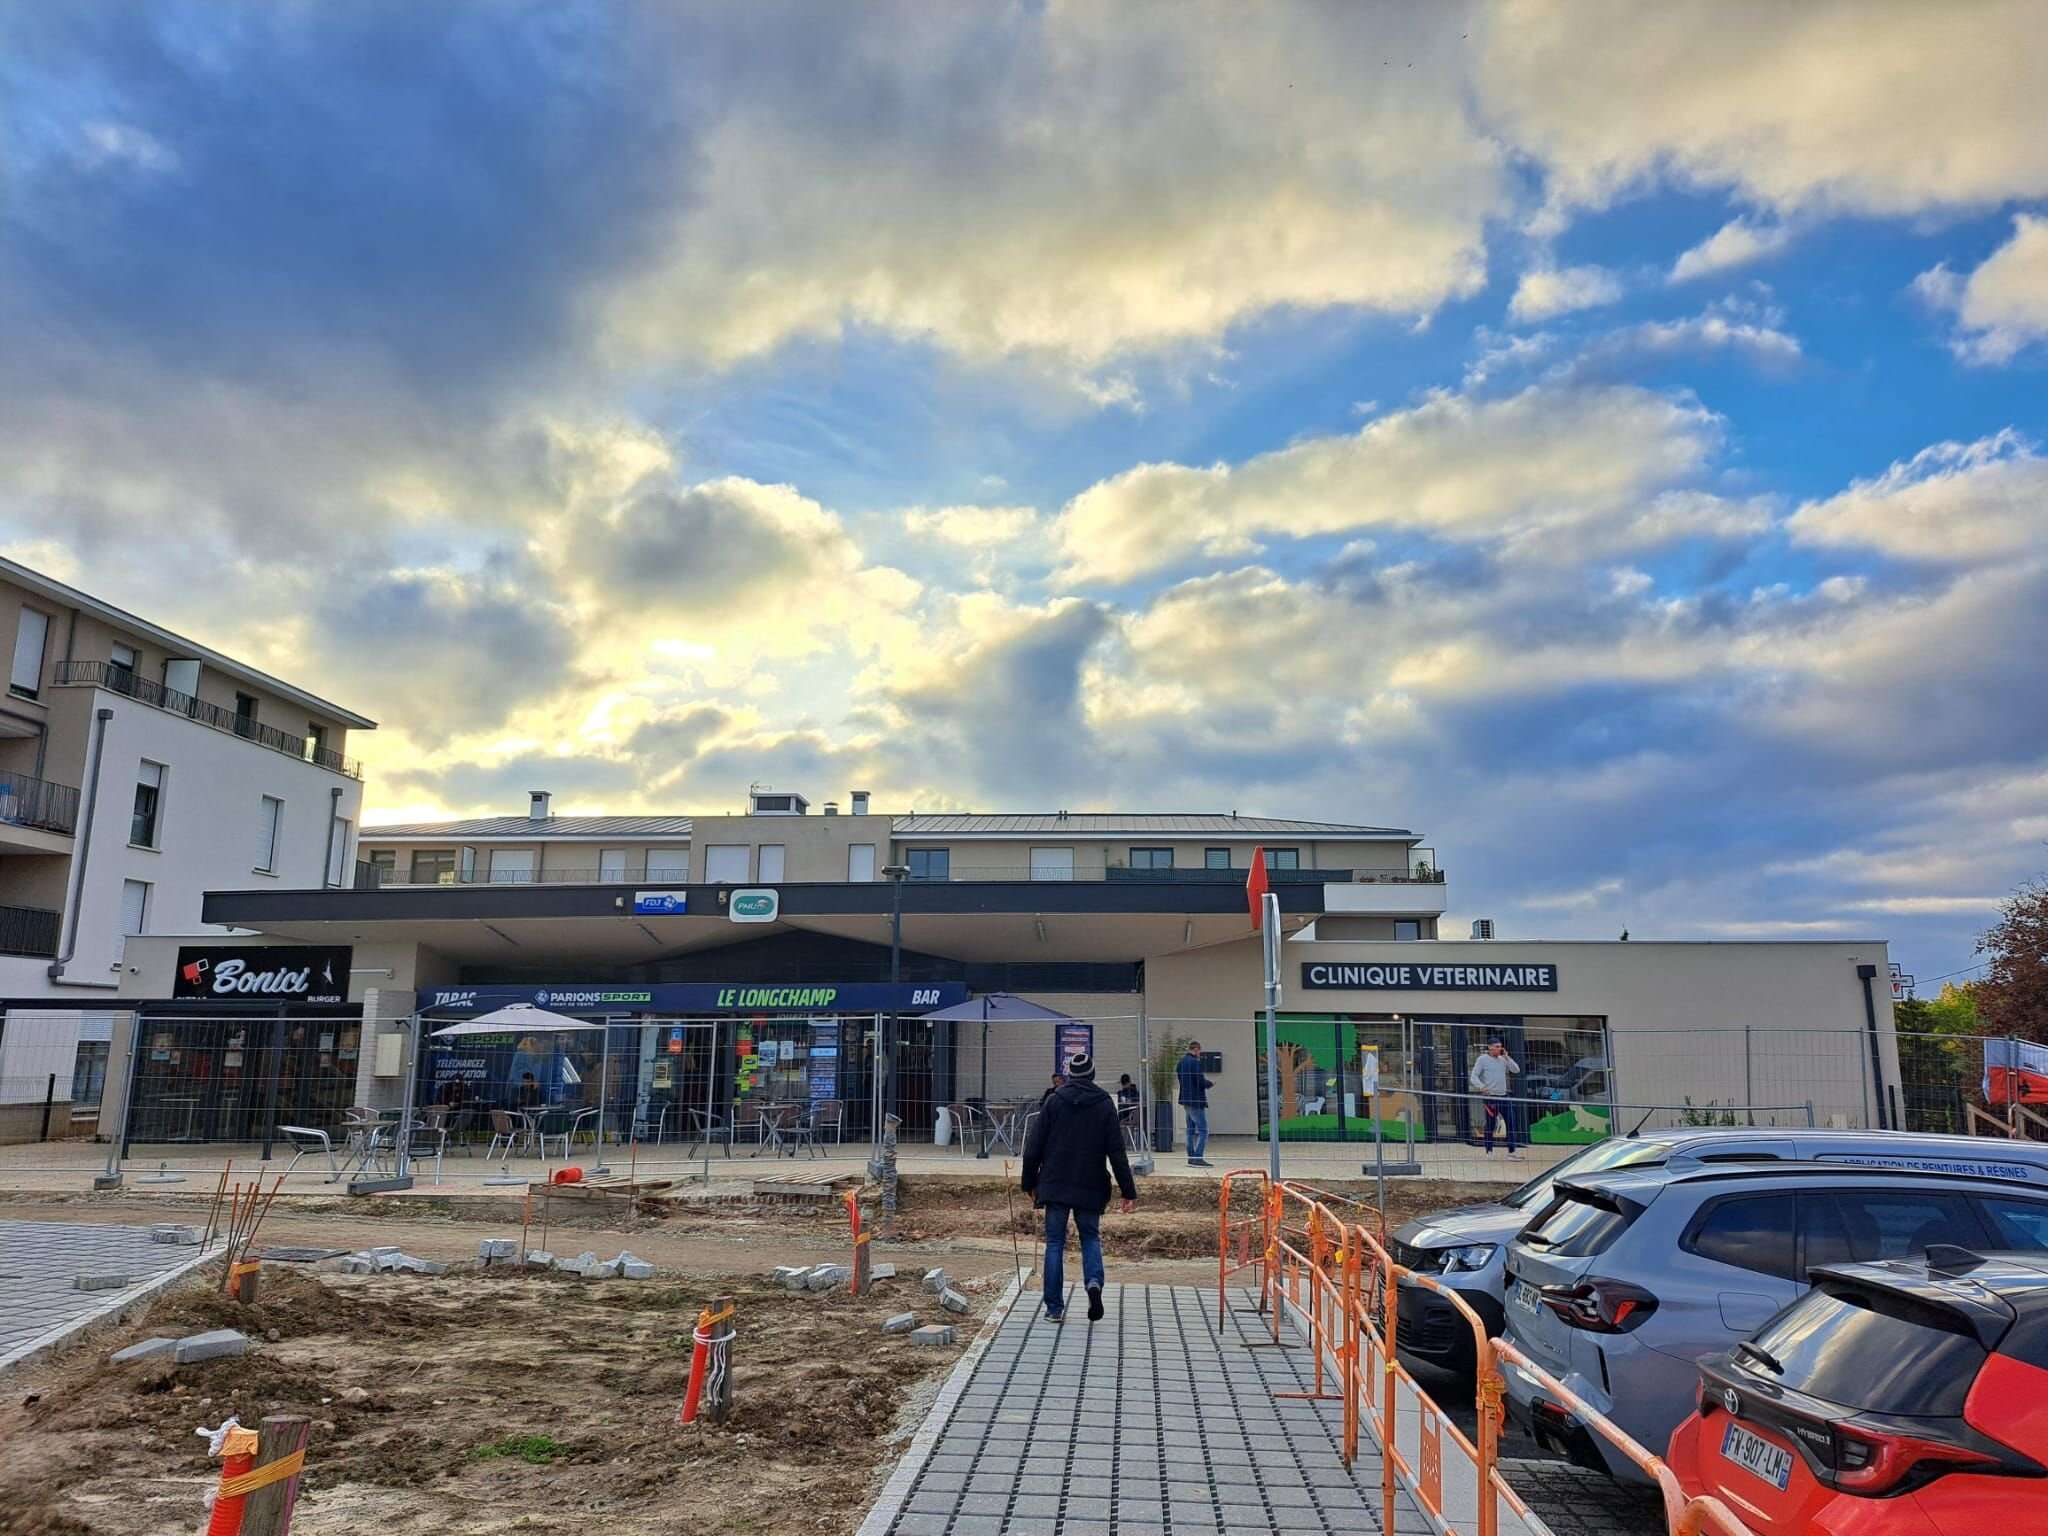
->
[1271, 1042, 1315, 1120]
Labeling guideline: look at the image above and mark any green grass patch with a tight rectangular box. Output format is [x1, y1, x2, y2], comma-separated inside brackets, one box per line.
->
[472, 1434, 566, 1466]
[1257, 1113, 1415, 1142]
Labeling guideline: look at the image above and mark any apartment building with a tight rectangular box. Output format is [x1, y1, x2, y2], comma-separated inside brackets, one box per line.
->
[0, 555, 373, 1138]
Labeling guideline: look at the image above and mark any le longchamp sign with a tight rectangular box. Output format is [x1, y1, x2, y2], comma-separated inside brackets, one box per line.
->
[1301, 960, 1558, 992]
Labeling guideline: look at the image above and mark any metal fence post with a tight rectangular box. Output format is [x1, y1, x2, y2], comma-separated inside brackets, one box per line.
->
[40, 1071, 56, 1142]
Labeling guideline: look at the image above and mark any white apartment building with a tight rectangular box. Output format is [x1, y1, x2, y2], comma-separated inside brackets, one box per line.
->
[0, 556, 373, 1139]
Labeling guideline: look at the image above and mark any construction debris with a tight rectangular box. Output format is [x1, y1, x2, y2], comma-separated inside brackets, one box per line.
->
[922, 1267, 949, 1294]
[478, 1238, 518, 1262]
[174, 1329, 250, 1364]
[871, 1263, 897, 1281]
[938, 1287, 970, 1315]
[806, 1264, 852, 1292]
[109, 1337, 178, 1364]
[881, 1313, 917, 1334]
[909, 1325, 956, 1347]
[149, 1224, 202, 1246]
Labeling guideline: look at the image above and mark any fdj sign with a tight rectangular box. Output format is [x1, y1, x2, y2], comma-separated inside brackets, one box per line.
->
[728, 888, 780, 923]
[174, 945, 353, 1004]
[1301, 961, 1559, 992]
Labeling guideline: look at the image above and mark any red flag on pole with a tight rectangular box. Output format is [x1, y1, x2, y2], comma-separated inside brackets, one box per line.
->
[1246, 848, 1270, 929]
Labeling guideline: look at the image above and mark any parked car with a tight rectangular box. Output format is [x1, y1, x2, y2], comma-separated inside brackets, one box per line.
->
[1670, 1249, 2048, 1532]
[1499, 1162, 2048, 1484]
[1391, 1128, 2048, 1373]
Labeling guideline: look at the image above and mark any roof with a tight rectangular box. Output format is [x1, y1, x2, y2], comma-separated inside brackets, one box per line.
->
[361, 815, 695, 841]
[889, 814, 1414, 839]
[0, 553, 375, 729]
[361, 811, 1415, 842]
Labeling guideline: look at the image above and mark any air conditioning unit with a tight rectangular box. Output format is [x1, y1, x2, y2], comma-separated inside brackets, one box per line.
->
[1470, 918, 1496, 940]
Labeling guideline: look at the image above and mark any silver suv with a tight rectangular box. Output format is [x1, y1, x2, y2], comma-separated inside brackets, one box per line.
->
[1500, 1162, 2048, 1483]
[1392, 1128, 2048, 1373]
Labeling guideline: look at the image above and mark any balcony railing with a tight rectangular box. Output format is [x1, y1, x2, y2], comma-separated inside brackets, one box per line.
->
[0, 769, 80, 836]
[348, 862, 1443, 889]
[0, 903, 61, 958]
[54, 662, 362, 779]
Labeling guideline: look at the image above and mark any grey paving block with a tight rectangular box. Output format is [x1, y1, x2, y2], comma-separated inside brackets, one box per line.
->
[478, 1238, 517, 1260]
[524, 1250, 554, 1267]
[870, 1263, 896, 1280]
[73, 1273, 131, 1292]
[150, 1225, 201, 1245]
[882, 1312, 917, 1333]
[174, 1329, 249, 1363]
[938, 1286, 970, 1314]
[909, 1324, 956, 1346]
[110, 1336, 178, 1364]
[806, 1263, 851, 1291]
[615, 1252, 654, 1279]
[922, 1266, 949, 1293]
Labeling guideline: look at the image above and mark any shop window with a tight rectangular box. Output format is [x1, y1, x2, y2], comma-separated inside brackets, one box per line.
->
[131, 761, 165, 848]
[1205, 847, 1232, 869]
[907, 847, 950, 880]
[1129, 847, 1174, 869]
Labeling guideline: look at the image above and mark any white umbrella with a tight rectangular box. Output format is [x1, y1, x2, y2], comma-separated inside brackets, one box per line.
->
[427, 1005, 615, 1157]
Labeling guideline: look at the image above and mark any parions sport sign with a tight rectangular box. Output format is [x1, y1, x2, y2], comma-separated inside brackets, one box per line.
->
[1301, 961, 1558, 992]
[174, 945, 353, 1005]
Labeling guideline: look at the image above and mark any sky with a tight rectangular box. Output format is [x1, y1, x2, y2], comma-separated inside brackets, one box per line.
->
[3, 1, 2046, 985]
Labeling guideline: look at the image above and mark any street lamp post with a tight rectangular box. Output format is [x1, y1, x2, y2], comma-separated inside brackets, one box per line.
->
[877, 863, 909, 1175]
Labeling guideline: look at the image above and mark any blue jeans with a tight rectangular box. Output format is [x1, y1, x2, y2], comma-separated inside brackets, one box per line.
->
[1482, 1099, 1517, 1154]
[1184, 1105, 1208, 1160]
[1043, 1203, 1103, 1315]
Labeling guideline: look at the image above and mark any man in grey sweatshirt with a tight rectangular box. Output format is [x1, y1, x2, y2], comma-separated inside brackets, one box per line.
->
[1469, 1040, 1521, 1159]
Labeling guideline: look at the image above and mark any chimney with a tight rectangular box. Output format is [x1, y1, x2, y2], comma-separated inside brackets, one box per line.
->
[823, 801, 840, 816]
[529, 790, 551, 822]
[850, 789, 870, 816]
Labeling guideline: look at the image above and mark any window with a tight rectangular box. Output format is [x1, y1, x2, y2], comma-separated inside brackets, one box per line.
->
[366, 849, 396, 886]
[599, 849, 629, 882]
[71, 1041, 111, 1108]
[10, 606, 49, 698]
[1030, 847, 1075, 881]
[907, 847, 950, 880]
[1394, 920, 1423, 941]
[306, 722, 328, 763]
[848, 844, 876, 881]
[1521, 1190, 1640, 1258]
[109, 641, 138, 674]
[758, 844, 786, 882]
[234, 692, 259, 737]
[648, 850, 689, 882]
[1264, 848, 1301, 870]
[457, 845, 477, 882]
[131, 760, 165, 847]
[1977, 1198, 2048, 1251]
[1682, 1194, 1798, 1280]
[1746, 1285, 1985, 1416]
[327, 816, 351, 885]
[1800, 1191, 1981, 1275]
[410, 849, 457, 884]
[256, 795, 283, 872]
[704, 845, 750, 882]
[1204, 847, 1232, 870]
[1129, 847, 1174, 870]
[118, 879, 150, 950]
[489, 848, 537, 884]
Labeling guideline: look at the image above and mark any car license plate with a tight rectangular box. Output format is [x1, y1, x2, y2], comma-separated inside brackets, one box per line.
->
[1721, 1422, 1793, 1491]
[1510, 1279, 1542, 1316]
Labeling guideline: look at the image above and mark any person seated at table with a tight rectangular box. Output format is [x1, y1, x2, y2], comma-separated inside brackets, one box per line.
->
[514, 1071, 543, 1109]
[436, 1078, 468, 1109]
[1116, 1074, 1140, 1110]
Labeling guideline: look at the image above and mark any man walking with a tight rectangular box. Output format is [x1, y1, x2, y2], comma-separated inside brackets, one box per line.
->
[1022, 1052, 1137, 1323]
[1177, 1040, 1213, 1168]
[1470, 1039, 1522, 1160]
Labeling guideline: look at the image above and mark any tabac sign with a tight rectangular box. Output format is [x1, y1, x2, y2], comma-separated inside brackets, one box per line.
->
[1301, 960, 1559, 992]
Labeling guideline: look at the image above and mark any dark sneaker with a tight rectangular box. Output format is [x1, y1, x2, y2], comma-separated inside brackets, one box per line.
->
[1087, 1286, 1105, 1322]
[1045, 1306, 1066, 1324]
[1191, 1158, 1215, 1168]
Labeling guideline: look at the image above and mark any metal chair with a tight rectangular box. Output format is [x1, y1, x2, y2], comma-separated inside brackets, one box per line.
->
[280, 1125, 340, 1182]
[534, 1108, 573, 1162]
[812, 1099, 844, 1146]
[403, 1111, 448, 1182]
[631, 1100, 669, 1145]
[786, 1104, 822, 1160]
[684, 1105, 731, 1156]
[486, 1108, 527, 1161]
[730, 1100, 765, 1155]
[568, 1106, 600, 1149]
[945, 1101, 977, 1157]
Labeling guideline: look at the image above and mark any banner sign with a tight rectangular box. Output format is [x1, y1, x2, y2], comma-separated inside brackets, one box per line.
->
[633, 890, 689, 916]
[175, 945, 352, 1004]
[420, 980, 968, 1014]
[1056, 1021, 1094, 1074]
[728, 888, 780, 923]
[1985, 1038, 2048, 1106]
[808, 1018, 841, 1104]
[1301, 961, 1558, 992]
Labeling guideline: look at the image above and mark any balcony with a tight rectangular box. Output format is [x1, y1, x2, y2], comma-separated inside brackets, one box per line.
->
[54, 662, 362, 779]
[349, 861, 1442, 889]
[0, 769, 79, 836]
[0, 903, 61, 958]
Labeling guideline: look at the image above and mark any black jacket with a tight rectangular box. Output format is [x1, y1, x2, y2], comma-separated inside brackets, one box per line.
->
[1022, 1079, 1138, 1214]
[1177, 1053, 1212, 1108]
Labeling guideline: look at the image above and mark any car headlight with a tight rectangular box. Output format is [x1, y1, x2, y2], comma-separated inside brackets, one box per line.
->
[1439, 1244, 1498, 1273]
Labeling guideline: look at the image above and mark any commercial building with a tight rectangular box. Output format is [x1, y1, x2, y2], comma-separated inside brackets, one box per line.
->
[85, 786, 1901, 1157]
[0, 556, 373, 1139]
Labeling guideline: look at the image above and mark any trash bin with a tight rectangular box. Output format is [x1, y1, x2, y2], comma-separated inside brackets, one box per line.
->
[935, 1105, 954, 1147]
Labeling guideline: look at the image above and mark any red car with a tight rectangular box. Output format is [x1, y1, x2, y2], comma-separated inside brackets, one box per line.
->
[1669, 1247, 2048, 1534]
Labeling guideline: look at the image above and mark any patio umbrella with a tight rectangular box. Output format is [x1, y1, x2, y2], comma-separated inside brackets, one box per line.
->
[917, 993, 1075, 1157]
[429, 1005, 615, 1155]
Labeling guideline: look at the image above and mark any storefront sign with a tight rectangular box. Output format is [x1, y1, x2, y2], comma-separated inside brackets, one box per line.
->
[633, 890, 689, 915]
[1301, 960, 1558, 992]
[174, 945, 353, 1004]
[1056, 1022, 1094, 1073]
[419, 980, 968, 1014]
[728, 888, 780, 923]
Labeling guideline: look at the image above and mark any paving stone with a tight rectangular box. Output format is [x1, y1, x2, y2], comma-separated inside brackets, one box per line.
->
[938, 1286, 970, 1314]
[478, 1238, 517, 1260]
[870, 1263, 896, 1281]
[806, 1263, 851, 1291]
[882, 1312, 917, 1333]
[174, 1329, 249, 1363]
[150, 1225, 201, 1245]
[922, 1267, 949, 1294]
[109, 1336, 178, 1364]
[73, 1273, 131, 1292]
[909, 1324, 956, 1346]
[615, 1252, 654, 1280]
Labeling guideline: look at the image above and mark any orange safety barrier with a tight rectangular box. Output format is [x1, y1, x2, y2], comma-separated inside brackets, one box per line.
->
[1217, 1178, 1761, 1536]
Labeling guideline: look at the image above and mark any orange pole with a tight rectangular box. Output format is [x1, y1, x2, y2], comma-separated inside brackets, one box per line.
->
[1382, 1248, 1399, 1525]
[204, 1424, 260, 1535]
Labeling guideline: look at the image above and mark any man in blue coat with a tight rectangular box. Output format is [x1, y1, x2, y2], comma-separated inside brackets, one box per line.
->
[1177, 1040, 1214, 1168]
[1022, 1052, 1137, 1322]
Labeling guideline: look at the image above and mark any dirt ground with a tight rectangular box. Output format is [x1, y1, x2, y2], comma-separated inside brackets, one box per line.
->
[0, 1174, 1515, 1535]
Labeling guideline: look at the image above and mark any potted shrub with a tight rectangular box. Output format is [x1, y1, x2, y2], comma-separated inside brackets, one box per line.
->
[1148, 1034, 1188, 1152]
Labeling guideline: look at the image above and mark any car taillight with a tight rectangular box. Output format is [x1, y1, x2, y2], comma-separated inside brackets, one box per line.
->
[1833, 1425, 2003, 1496]
[1539, 1278, 1658, 1334]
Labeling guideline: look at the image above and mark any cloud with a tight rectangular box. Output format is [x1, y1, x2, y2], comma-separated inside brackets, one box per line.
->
[1788, 429, 2048, 562]
[1481, 0, 2048, 218]
[1508, 264, 1623, 322]
[1914, 214, 2048, 363]
[1670, 219, 1792, 283]
[901, 505, 1040, 549]
[1052, 383, 1726, 585]
[1600, 310, 1802, 367]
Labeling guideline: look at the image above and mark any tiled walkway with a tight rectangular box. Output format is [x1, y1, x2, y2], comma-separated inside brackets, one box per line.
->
[0, 1220, 212, 1371]
[863, 1283, 1432, 1535]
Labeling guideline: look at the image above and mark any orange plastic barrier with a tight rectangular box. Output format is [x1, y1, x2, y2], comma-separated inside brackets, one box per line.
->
[1217, 1178, 1759, 1536]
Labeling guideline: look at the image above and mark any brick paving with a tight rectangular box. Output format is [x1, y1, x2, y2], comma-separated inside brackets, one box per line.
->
[0, 1220, 212, 1371]
[864, 1282, 1437, 1536]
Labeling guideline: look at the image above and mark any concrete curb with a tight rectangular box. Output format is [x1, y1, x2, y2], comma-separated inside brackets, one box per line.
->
[0, 1242, 222, 1377]
[855, 1269, 1024, 1536]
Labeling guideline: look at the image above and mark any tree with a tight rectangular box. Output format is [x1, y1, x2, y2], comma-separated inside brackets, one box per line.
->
[1978, 880, 2048, 1043]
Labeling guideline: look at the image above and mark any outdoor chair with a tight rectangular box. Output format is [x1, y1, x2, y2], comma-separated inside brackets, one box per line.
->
[730, 1100, 765, 1154]
[683, 1105, 731, 1156]
[402, 1113, 448, 1182]
[568, 1106, 601, 1149]
[486, 1108, 528, 1161]
[421, 1102, 473, 1157]
[944, 1101, 976, 1156]
[786, 1105, 821, 1160]
[813, 1099, 844, 1146]
[631, 1101, 668, 1145]
[280, 1125, 340, 1182]
[534, 1109, 573, 1162]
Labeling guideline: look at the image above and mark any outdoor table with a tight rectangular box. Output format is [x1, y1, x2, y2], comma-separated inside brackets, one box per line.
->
[756, 1101, 798, 1157]
[983, 1102, 1028, 1156]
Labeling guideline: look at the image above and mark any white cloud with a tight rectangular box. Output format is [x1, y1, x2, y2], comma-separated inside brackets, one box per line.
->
[1914, 214, 2048, 363]
[1508, 264, 1623, 322]
[1482, 0, 2048, 218]
[902, 504, 1040, 548]
[1788, 429, 2048, 562]
[1052, 383, 1726, 585]
[1615, 310, 1802, 365]
[1670, 219, 1792, 283]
